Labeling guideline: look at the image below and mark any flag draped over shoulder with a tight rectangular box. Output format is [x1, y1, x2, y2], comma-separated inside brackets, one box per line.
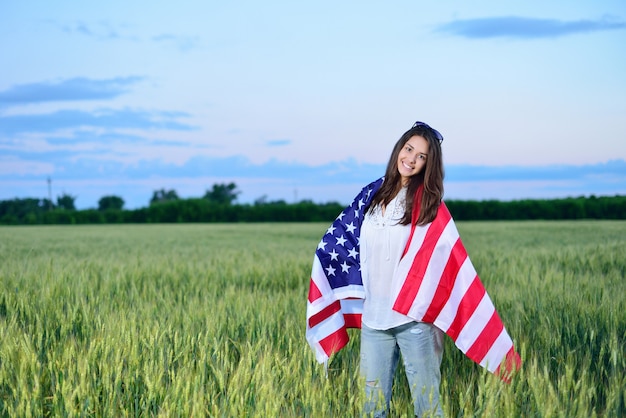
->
[305, 177, 521, 378]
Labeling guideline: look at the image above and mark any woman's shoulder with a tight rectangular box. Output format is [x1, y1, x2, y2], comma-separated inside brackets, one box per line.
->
[361, 177, 384, 196]
[350, 177, 384, 208]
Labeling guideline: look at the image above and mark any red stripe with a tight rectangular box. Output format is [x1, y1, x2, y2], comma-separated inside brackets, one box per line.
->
[422, 238, 467, 322]
[308, 300, 341, 328]
[393, 205, 452, 314]
[495, 347, 522, 383]
[319, 327, 350, 358]
[308, 279, 322, 303]
[465, 310, 504, 364]
[344, 313, 362, 328]
[446, 275, 485, 340]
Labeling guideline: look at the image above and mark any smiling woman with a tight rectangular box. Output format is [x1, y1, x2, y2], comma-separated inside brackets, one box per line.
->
[306, 121, 523, 417]
[397, 135, 429, 184]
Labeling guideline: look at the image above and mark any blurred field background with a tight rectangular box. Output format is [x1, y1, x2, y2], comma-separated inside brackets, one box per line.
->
[0, 221, 624, 417]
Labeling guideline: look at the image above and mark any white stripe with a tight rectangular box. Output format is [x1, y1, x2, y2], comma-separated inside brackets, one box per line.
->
[307, 309, 344, 340]
[308, 252, 365, 318]
[307, 287, 364, 319]
[480, 329, 514, 373]
[405, 222, 458, 319]
[455, 294, 495, 353]
[333, 285, 366, 300]
[310, 255, 333, 295]
[307, 292, 338, 317]
[305, 309, 346, 362]
[393, 219, 459, 319]
[340, 298, 364, 315]
[306, 298, 363, 333]
[307, 339, 329, 363]
[435, 257, 476, 331]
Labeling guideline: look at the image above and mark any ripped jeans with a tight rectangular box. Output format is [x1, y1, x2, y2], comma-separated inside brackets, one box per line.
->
[360, 322, 444, 417]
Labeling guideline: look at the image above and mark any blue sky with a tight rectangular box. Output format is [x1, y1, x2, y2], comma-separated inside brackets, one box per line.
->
[1, 0, 625, 209]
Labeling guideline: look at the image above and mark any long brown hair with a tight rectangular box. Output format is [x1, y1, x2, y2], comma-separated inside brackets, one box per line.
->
[368, 124, 444, 225]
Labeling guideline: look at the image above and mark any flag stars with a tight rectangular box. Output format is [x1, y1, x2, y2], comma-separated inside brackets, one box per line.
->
[340, 261, 350, 273]
[329, 249, 339, 261]
[335, 235, 347, 246]
[325, 265, 336, 276]
[348, 247, 358, 259]
[326, 224, 336, 235]
[345, 222, 356, 234]
[317, 240, 327, 250]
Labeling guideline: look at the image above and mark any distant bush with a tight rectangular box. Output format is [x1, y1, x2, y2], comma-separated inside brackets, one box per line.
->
[445, 195, 626, 221]
[1, 195, 624, 225]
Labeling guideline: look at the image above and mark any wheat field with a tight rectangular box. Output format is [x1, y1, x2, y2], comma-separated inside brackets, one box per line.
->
[0, 221, 624, 417]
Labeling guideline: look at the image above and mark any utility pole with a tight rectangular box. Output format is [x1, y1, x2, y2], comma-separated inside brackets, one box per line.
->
[47, 177, 52, 210]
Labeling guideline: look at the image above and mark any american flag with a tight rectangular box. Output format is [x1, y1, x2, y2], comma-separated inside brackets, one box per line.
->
[306, 177, 521, 377]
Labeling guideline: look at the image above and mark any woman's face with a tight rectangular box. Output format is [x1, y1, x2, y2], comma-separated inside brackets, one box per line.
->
[397, 135, 429, 185]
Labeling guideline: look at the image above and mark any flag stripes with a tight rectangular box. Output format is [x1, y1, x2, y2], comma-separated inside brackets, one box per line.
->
[305, 177, 520, 377]
[421, 238, 466, 323]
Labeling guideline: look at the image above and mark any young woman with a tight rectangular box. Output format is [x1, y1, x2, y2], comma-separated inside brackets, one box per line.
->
[359, 121, 445, 416]
[305, 121, 519, 418]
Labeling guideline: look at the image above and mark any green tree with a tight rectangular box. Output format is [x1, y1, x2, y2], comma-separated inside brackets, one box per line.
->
[98, 195, 125, 211]
[42, 198, 55, 211]
[56, 193, 76, 210]
[204, 182, 240, 205]
[150, 189, 179, 205]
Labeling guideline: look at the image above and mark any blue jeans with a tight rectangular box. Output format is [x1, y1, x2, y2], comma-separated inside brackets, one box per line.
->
[360, 322, 444, 417]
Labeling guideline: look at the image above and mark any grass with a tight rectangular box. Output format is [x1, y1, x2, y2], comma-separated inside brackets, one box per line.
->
[0, 221, 624, 417]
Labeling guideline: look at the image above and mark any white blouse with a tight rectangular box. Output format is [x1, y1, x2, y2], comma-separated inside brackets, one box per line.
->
[361, 187, 413, 330]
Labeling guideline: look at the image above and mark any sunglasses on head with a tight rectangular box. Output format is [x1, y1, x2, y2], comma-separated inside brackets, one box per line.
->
[412, 121, 444, 144]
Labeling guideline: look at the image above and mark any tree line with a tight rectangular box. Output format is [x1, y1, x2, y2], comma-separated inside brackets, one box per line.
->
[0, 182, 624, 225]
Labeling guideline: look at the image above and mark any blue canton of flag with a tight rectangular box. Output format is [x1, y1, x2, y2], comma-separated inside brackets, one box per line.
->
[315, 178, 383, 291]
